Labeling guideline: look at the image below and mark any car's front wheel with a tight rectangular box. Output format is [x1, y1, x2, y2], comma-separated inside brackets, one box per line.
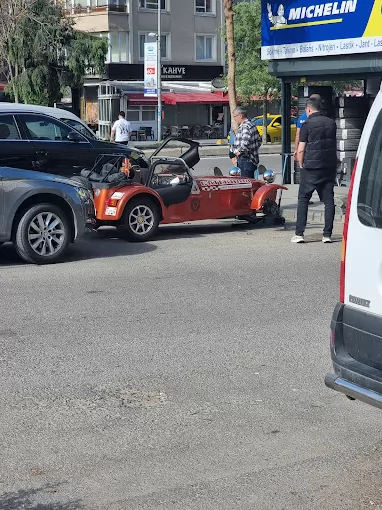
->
[14, 204, 71, 264]
[119, 196, 160, 242]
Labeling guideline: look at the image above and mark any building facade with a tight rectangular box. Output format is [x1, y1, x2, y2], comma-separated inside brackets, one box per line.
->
[65, 0, 227, 139]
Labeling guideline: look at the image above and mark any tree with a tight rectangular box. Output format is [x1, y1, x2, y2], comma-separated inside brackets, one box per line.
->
[0, 0, 32, 102]
[224, 0, 238, 131]
[233, 0, 280, 143]
[1, 0, 108, 107]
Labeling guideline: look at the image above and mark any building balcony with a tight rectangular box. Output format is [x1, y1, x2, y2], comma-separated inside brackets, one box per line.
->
[66, 0, 129, 15]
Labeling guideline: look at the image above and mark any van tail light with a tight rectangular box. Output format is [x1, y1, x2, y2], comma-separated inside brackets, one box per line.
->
[106, 198, 119, 207]
[340, 158, 358, 303]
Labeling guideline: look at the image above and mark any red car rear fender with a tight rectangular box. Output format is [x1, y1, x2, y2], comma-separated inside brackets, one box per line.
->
[112, 186, 165, 220]
[250, 183, 288, 211]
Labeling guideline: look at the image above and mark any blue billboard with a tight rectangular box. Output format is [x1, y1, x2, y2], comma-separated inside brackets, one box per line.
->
[261, 0, 382, 60]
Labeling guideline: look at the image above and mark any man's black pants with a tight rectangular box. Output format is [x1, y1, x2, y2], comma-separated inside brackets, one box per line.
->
[295, 168, 336, 237]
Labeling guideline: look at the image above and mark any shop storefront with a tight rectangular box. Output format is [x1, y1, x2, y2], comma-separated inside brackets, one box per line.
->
[82, 63, 225, 140]
[262, 0, 382, 183]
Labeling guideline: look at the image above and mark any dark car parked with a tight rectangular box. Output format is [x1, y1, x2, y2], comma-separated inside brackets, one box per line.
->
[0, 110, 148, 177]
[0, 166, 95, 264]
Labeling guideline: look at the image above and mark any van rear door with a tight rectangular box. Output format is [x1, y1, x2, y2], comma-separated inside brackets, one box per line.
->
[343, 94, 382, 370]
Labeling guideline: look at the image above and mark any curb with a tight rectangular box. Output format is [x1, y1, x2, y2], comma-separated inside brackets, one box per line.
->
[140, 144, 282, 158]
[281, 209, 344, 223]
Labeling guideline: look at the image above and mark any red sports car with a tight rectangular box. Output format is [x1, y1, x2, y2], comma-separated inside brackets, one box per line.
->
[77, 137, 287, 242]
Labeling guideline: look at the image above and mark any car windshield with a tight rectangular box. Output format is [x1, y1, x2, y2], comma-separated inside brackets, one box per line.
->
[252, 118, 274, 126]
[61, 118, 97, 139]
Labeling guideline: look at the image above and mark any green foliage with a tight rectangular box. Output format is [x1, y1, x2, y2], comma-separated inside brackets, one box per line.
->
[232, 0, 281, 104]
[4, 0, 107, 105]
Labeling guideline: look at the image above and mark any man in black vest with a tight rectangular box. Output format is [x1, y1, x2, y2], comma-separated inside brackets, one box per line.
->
[292, 97, 337, 244]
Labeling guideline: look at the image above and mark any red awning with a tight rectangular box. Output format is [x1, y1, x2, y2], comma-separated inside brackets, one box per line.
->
[125, 93, 158, 106]
[162, 92, 229, 105]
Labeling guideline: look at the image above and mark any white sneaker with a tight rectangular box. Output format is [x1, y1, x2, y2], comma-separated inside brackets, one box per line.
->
[322, 236, 332, 243]
[291, 235, 304, 243]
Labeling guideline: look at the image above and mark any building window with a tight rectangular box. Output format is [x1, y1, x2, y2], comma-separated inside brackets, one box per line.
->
[139, 33, 170, 60]
[139, 0, 167, 10]
[92, 32, 129, 63]
[195, 35, 216, 61]
[110, 32, 129, 63]
[195, 0, 214, 14]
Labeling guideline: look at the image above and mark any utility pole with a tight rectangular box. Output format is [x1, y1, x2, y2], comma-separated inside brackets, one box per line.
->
[157, 1, 162, 141]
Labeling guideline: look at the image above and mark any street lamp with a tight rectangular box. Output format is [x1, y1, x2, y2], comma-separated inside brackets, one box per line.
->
[148, 2, 162, 142]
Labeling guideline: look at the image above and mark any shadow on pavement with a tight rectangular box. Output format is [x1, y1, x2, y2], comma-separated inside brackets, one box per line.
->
[0, 233, 157, 266]
[153, 219, 284, 241]
[0, 486, 83, 510]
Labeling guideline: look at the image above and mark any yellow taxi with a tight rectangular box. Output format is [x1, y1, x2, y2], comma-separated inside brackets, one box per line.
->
[253, 114, 297, 143]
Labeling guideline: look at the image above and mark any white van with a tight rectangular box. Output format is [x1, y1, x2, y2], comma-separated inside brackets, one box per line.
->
[0, 103, 97, 139]
[325, 82, 382, 409]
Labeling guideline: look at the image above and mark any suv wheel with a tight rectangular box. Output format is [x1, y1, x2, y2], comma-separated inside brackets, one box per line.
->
[15, 204, 71, 264]
[119, 196, 160, 242]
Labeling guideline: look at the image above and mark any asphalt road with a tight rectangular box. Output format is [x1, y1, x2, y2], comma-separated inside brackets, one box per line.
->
[1, 220, 382, 510]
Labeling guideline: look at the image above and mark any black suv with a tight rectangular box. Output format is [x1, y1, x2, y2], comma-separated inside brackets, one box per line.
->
[0, 110, 147, 176]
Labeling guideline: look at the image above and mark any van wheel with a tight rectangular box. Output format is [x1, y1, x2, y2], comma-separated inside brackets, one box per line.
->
[266, 134, 271, 143]
[119, 196, 160, 242]
[14, 204, 71, 264]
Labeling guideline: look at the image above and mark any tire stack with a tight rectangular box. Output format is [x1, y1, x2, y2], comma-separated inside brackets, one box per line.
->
[335, 96, 367, 185]
[294, 86, 334, 184]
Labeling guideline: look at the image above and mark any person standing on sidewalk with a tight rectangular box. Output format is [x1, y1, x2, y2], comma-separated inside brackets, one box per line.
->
[292, 97, 337, 244]
[294, 93, 323, 205]
[232, 107, 262, 179]
[110, 111, 131, 145]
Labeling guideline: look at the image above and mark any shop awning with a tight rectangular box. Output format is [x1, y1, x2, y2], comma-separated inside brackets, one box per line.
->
[162, 92, 229, 105]
[124, 93, 158, 106]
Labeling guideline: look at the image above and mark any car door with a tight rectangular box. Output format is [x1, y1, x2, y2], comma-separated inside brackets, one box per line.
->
[0, 170, 4, 240]
[269, 116, 282, 142]
[17, 113, 96, 176]
[0, 113, 36, 170]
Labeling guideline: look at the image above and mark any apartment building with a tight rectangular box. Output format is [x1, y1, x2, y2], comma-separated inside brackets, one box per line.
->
[66, 0, 227, 139]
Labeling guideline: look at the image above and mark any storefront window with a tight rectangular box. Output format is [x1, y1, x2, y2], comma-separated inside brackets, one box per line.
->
[127, 109, 140, 122]
[142, 107, 156, 121]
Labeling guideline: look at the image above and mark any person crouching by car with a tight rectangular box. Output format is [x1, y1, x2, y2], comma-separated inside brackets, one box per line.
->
[232, 107, 262, 179]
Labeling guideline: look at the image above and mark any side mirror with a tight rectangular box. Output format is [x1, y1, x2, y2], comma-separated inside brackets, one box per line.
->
[258, 164, 267, 175]
[67, 131, 82, 143]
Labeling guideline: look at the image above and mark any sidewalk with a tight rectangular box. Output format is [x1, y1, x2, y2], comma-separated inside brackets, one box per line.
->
[279, 184, 348, 223]
[133, 140, 282, 157]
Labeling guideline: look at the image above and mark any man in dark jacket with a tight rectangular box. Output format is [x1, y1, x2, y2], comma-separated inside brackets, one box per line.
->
[292, 97, 337, 244]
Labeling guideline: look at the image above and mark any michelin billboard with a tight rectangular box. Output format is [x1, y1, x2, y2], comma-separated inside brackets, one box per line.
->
[261, 0, 382, 60]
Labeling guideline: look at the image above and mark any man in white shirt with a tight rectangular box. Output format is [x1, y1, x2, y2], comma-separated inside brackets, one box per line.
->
[110, 111, 131, 145]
